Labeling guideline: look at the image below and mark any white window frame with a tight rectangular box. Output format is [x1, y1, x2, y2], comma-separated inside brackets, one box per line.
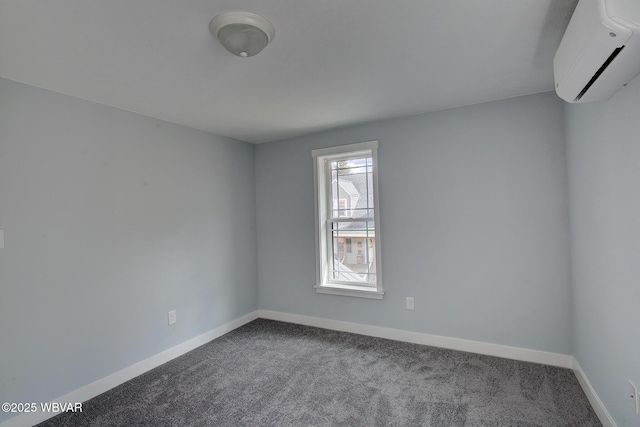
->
[312, 141, 383, 299]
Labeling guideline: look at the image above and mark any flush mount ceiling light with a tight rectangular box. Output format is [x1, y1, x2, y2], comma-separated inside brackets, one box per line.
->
[209, 11, 275, 58]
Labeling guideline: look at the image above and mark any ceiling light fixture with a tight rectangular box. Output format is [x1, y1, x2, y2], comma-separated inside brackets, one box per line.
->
[209, 11, 275, 58]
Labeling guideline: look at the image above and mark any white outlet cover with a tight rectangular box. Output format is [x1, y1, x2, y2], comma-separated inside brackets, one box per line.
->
[168, 310, 177, 325]
[406, 297, 414, 310]
[629, 380, 639, 414]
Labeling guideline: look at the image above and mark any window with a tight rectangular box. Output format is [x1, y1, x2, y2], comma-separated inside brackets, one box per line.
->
[312, 141, 383, 299]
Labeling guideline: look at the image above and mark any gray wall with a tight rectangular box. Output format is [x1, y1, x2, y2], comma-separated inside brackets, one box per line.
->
[0, 78, 258, 423]
[566, 77, 640, 426]
[256, 92, 572, 354]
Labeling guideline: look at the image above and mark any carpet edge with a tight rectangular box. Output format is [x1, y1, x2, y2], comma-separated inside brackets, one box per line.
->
[257, 309, 574, 368]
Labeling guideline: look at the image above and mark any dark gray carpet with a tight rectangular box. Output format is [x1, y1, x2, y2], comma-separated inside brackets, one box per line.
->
[37, 319, 601, 426]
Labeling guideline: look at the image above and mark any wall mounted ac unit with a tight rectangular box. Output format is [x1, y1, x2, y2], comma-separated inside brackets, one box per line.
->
[554, 0, 640, 103]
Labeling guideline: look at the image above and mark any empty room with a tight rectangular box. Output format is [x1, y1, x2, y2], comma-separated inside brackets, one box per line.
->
[1, 0, 639, 426]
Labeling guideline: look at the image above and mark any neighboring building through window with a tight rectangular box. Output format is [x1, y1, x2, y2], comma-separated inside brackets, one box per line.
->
[312, 141, 383, 299]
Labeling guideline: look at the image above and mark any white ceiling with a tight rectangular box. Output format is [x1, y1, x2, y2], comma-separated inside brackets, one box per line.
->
[0, 0, 577, 144]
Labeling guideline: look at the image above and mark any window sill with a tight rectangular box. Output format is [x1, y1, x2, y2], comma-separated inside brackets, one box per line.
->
[314, 284, 384, 300]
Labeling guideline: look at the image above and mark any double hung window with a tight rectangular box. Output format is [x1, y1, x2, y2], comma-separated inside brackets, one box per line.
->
[312, 141, 383, 299]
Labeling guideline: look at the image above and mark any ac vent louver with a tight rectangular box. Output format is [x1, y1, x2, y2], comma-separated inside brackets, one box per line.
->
[574, 46, 625, 101]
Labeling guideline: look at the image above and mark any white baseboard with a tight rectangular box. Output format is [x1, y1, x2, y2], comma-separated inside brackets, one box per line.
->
[573, 358, 617, 427]
[0, 311, 259, 427]
[5, 310, 613, 427]
[258, 310, 574, 369]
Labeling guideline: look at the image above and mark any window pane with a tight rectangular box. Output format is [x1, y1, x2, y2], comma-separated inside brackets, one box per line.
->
[330, 220, 376, 285]
[329, 157, 374, 219]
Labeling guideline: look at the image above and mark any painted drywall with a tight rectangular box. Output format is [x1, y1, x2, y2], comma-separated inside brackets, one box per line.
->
[565, 77, 640, 426]
[256, 92, 572, 354]
[0, 78, 258, 424]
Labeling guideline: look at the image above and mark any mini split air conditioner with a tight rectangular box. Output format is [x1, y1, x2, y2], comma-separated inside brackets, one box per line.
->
[554, 0, 640, 103]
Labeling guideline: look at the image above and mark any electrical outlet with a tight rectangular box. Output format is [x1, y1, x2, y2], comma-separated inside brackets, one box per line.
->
[168, 310, 177, 325]
[406, 297, 414, 310]
[629, 380, 639, 414]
